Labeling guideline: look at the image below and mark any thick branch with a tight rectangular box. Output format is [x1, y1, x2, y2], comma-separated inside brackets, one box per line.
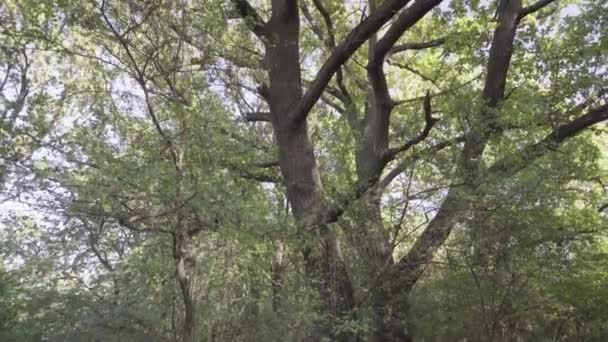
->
[3, 50, 30, 128]
[390, 36, 446, 54]
[289, 0, 433, 126]
[231, 0, 268, 41]
[384, 0, 525, 297]
[318, 134, 464, 226]
[488, 103, 608, 177]
[520, 0, 559, 18]
[255, 160, 279, 168]
[114, 214, 172, 234]
[362, 0, 444, 173]
[232, 164, 281, 183]
[245, 111, 271, 122]
[369, 0, 444, 69]
[483, 0, 522, 106]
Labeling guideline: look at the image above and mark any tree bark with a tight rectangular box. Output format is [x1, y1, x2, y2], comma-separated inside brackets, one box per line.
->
[372, 1, 524, 340]
[175, 231, 196, 342]
[271, 241, 286, 311]
[229, 0, 608, 340]
[263, 1, 355, 339]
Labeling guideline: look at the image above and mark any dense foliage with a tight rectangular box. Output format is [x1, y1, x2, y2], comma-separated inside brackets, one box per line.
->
[1, 0, 607, 341]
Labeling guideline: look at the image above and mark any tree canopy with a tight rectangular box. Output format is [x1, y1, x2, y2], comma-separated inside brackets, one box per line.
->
[0, 0, 607, 341]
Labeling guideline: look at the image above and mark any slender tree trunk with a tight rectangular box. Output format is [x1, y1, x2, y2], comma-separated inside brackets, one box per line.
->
[175, 232, 196, 342]
[271, 240, 286, 311]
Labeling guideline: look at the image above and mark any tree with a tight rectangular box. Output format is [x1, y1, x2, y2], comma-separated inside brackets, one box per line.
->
[0, 0, 606, 341]
[0, 0, 64, 189]
[227, 0, 607, 340]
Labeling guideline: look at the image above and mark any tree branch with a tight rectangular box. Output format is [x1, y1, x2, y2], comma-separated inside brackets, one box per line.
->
[488, 103, 608, 177]
[312, 0, 336, 48]
[288, 0, 445, 127]
[369, 0, 444, 69]
[393, 73, 482, 107]
[384, 91, 439, 160]
[483, 0, 523, 106]
[360, 0, 445, 179]
[98, 0, 180, 169]
[245, 111, 271, 122]
[315, 134, 464, 227]
[231, 0, 268, 42]
[300, 1, 326, 44]
[383, 0, 526, 297]
[520, 0, 559, 18]
[255, 160, 279, 168]
[380, 135, 465, 189]
[311, 0, 356, 114]
[390, 36, 446, 54]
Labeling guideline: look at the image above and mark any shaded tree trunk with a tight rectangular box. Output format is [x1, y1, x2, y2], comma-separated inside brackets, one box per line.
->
[263, 1, 355, 339]
[229, 0, 583, 341]
[271, 240, 286, 312]
[370, 1, 524, 340]
[175, 231, 196, 342]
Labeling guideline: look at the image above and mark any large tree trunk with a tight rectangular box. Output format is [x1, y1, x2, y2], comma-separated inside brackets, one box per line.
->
[350, 1, 524, 340]
[264, 1, 355, 339]
[348, 195, 409, 342]
[371, 1, 524, 340]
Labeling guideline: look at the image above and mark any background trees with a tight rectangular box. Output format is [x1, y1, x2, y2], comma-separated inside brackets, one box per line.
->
[1, 0, 607, 341]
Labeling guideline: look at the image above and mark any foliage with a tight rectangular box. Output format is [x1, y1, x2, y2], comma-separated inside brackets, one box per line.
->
[0, 0, 607, 341]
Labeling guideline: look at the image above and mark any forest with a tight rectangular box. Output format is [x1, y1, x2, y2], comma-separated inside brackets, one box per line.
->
[0, 0, 607, 341]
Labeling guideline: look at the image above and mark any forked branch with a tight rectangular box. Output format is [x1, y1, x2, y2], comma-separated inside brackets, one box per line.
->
[384, 91, 439, 161]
